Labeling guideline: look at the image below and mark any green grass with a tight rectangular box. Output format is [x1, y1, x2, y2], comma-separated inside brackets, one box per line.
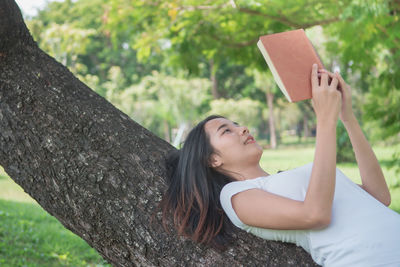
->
[0, 169, 110, 267]
[0, 172, 37, 204]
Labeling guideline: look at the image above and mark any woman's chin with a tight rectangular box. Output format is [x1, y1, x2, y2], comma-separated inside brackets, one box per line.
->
[254, 143, 264, 153]
[250, 146, 264, 161]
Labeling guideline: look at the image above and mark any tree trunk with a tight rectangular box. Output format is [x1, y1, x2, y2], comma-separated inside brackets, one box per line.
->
[209, 58, 220, 99]
[266, 90, 277, 149]
[0, 1, 318, 266]
[303, 114, 310, 138]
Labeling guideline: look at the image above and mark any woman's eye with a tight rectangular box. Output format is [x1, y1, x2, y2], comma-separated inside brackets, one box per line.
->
[223, 128, 230, 134]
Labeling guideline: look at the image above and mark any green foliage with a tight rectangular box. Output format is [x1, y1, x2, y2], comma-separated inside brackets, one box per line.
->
[213, 61, 257, 99]
[30, 0, 162, 85]
[104, 71, 212, 139]
[208, 98, 263, 135]
[25, 0, 400, 170]
[336, 121, 355, 163]
[39, 23, 96, 71]
[104, 0, 346, 72]
[323, 0, 400, 170]
[364, 75, 400, 140]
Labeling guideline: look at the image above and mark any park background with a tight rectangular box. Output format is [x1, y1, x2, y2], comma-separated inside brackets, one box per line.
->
[1, 0, 399, 266]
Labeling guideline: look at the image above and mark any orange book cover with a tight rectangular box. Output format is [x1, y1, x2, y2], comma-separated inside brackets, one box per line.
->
[257, 29, 324, 102]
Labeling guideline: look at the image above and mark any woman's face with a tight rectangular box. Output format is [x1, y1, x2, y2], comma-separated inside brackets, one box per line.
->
[204, 118, 263, 170]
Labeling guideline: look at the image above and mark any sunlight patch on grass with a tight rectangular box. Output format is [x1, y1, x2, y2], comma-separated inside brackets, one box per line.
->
[0, 199, 110, 267]
[0, 177, 37, 204]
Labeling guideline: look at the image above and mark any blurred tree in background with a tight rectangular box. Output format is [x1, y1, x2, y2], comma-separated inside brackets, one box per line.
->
[24, 0, 400, 171]
[208, 97, 262, 132]
[105, 70, 211, 144]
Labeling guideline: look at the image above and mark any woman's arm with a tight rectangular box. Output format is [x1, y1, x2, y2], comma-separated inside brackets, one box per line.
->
[232, 64, 341, 230]
[344, 116, 391, 206]
[320, 70, 391, 206]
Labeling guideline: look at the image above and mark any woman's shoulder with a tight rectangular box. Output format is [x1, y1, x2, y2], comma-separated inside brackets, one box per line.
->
[221, 174, 270, 195]
[219, 178, 267, 228]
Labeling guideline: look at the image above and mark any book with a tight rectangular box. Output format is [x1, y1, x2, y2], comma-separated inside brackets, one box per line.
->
[257, 29, 325, 102]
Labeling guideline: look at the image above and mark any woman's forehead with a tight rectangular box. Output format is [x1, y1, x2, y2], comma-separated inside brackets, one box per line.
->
[204, 118, 234, 133]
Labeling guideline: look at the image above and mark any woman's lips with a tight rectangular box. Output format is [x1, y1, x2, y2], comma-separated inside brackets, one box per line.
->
[245, 136, 255, 144]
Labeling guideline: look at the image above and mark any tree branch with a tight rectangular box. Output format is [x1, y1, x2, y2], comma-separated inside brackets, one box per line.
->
[174, 2, 343, 48]
[238, 7, 341, 29]
[209, 33, 259, 48]
[376, 23, 400, 50]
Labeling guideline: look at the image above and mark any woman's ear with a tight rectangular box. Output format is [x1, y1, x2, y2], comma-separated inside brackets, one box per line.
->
[209, 153, 223, 168]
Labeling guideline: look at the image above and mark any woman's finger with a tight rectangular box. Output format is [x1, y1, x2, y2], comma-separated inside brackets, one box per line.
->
[320, 71, 328, 87]
[320, 69, 337, 81]
[335, 72, 348, 88]
[320, 69, 343, 90]
[329, 76, 339, 89]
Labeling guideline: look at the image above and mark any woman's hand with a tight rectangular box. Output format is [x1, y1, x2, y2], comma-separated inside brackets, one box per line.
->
[319, 69, 355, 124]
[311, 64, 342, 125]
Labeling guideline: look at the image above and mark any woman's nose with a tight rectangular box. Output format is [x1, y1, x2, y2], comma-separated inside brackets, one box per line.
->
[239, 126, 249, 135]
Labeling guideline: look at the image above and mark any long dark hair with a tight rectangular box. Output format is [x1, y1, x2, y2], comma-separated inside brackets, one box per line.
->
[159, 115, 236, 249]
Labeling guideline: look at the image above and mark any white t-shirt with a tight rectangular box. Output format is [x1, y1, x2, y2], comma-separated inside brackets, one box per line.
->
[220, 163, 400, 267]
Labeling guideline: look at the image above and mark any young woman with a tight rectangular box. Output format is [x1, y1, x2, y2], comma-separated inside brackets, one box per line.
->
[159, 64, 400, 266]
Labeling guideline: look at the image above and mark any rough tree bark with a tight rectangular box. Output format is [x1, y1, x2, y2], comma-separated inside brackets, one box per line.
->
[0, 1, 318, 266]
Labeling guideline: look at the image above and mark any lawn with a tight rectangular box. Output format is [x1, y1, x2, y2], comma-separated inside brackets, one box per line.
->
[0, 142, 399, 266]
[0, 172, 110, 267]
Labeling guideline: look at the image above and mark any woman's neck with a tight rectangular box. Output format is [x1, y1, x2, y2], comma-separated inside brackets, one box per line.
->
[227, 164, 269, 181]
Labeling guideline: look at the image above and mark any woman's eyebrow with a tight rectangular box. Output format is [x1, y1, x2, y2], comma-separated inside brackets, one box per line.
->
[216, 122, 239, 133]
